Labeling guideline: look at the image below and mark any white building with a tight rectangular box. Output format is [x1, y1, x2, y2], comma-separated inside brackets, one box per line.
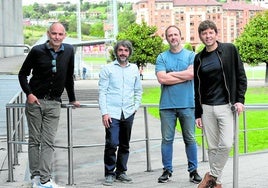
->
[252, 0, 268, 9]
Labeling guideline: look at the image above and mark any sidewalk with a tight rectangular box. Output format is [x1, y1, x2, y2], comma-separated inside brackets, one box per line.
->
[1, 96, 268, 188]
[0, 79, 267, 188]
[0, 55, 268, 187]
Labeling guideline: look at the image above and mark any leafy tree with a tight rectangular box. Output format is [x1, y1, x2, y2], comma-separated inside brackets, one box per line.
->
[115, 21, 164, 68]
[184, 42, 193, 51]
[81, 23, 90, 35]
[64, 4, 77, 12]
[195, 43, 205, 53]
[90, 22, 104, 37]
[118, 6, 136, 32]
[58, 14, 77, 32]
[32, 3, 40, 12]
[23, 6, 34, 18]
[235, 10, 268, 83]
[46, 4, 57, 11]
[81, 2, 90, 11]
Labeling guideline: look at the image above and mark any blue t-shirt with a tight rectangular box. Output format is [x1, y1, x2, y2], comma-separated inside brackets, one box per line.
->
[155, 49, 195, 109]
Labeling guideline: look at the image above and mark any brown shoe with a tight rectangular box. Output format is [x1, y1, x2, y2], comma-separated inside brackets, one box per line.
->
[215, 183, 222, 188]
[197, 172, 216, 188]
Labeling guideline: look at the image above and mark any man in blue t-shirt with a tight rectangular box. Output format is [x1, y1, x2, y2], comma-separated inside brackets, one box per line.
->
[155, 25, 202, 184]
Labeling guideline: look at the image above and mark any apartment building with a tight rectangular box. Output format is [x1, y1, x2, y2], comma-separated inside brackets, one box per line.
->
[252, 0, 268, 8]
[133, 0, 265, 47]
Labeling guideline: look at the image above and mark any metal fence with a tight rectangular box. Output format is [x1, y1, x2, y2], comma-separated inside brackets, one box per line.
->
[5, 91, 268, 187]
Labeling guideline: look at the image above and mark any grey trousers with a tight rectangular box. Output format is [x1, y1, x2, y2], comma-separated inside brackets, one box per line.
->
[25, 99, 61, 183]
[201, 104, 234, 184]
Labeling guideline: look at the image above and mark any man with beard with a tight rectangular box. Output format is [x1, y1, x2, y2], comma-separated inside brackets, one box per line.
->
[98, 40, 143, 186]
[155, 25, 202, 184]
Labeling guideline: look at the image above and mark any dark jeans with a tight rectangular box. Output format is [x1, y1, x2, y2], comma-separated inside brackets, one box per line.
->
[104, 113, 135, 176]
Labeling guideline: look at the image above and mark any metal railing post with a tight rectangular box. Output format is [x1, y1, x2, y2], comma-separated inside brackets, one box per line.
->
[66, 105, 74, 185]
[201, 130, 208, 162]
[242, 111, 248, 153]
[4, 101, 268, 185]
[143, 106, 152, 172]
[6, 107, 14, 182]
[12, 108, 19, 165]
[232, 105, 239, 188]
[17, 96, 23, 152]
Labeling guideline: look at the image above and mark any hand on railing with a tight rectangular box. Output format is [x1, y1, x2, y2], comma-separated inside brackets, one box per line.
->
[232, 103, 245, 115]
[69, 101, 80, 109]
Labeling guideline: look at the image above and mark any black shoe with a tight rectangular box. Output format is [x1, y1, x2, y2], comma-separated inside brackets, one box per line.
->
[189, 170, 202, 184]
[116, 172, 133, 183]
[158, 169, 172, 183]
[103, 175, 115, 186]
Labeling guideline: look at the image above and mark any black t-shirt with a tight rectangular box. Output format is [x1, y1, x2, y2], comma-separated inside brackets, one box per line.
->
[200, 50, 228, 105]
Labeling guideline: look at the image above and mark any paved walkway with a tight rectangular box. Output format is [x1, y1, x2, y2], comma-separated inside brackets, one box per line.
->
[0, 55, 268, 188]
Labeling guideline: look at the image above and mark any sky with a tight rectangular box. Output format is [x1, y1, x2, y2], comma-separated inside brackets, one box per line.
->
[22, 0, 78, 5]
[22, 0, 135, 6]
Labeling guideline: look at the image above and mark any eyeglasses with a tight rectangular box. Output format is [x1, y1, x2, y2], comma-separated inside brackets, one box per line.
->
[52, 59, 57, 73]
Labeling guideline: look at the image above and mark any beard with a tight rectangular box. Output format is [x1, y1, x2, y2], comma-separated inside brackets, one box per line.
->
[117, 55, 128, 63]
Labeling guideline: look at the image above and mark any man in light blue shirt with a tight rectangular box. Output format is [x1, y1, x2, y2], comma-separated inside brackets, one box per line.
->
[98, 40, 142, 186]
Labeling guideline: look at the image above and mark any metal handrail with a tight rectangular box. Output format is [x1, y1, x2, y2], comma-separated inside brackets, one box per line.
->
[0, 44, 31, 53]
[5, 98, 268, 186]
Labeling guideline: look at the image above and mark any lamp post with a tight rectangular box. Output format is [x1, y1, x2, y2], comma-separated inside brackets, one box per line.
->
[76, 0, 82, 78]
[112, 0, 118, 39]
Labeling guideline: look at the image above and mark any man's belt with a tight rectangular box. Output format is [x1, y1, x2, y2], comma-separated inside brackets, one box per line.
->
[42, 95, 61, 102]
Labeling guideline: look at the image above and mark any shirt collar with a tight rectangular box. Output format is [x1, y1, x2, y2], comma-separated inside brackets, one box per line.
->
[114, 60, 130, 67]
[45, 40, 64, 52]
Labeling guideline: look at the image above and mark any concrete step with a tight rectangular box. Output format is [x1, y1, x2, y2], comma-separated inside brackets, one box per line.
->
[62, 89, 99, 103]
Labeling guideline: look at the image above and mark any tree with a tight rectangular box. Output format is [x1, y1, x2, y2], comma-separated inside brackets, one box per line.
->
[90, 22, 104, 37]
[183, 42, 193, 51]
[115, 21, 164, 68]
[118, 4, 136, 32]
[195, 43, 205, 53]
[81, 23, 90, 35]
[235, 10, 268, 83]
[81, 2, 90, 11]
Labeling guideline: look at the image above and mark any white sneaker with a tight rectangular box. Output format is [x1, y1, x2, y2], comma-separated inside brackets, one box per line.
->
[38, 179, 65, 188]
[31, 176, 40, 188]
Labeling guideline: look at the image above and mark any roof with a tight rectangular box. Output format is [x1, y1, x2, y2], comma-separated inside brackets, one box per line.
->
[223, 1, 265, 11]
[34, 34, 81, 46]
[173, 0, 221, 6]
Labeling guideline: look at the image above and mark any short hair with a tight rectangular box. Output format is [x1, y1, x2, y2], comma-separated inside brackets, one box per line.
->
[48, 22, 66, 33]
[114, 40, 133, 57]
[198, 20, 218, 34]
[165, 25, 181, 38]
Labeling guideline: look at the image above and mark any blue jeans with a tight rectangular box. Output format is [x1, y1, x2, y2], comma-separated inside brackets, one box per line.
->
[160, 108, 198, 173]
[104, 113, 135, 176]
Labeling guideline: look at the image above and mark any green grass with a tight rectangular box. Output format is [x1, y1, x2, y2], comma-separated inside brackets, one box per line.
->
[79, 57, 267, 153]
[24, 25, 46, 46]
[239, 87, 268, 153]
[83, 56, 106, 64]
[80, 56, 266, 79]
[246, 70, 265, 79]
[142, 86, 268, 154]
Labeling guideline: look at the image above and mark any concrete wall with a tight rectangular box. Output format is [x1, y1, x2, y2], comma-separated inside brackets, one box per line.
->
[0, 0, 24, 58]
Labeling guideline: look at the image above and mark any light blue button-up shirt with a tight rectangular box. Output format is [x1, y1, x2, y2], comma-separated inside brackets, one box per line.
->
[98, 60, 143, 120]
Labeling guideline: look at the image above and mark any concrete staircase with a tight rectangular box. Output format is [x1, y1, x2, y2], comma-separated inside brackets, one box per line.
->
[61, 89, 99, 103]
